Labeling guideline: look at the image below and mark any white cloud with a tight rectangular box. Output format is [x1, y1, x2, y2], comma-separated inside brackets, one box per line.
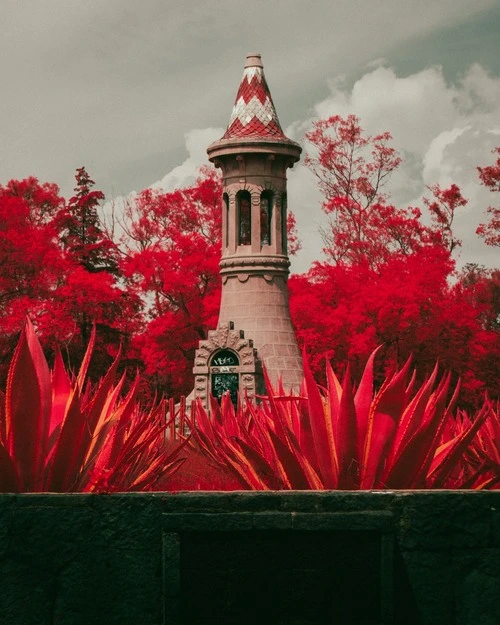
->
[287, 165, 325, 274]
[315, 66, 459, 155]
[152, 127, 223, 192]
[290, 63, 500, 271]
[457, 64, 500, 116]
[422, 127, 470, 185]
[104, 127, 223, 226]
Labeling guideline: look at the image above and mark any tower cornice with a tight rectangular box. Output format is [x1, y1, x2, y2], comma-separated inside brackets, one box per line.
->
[220, 254, 290, 279]
[207, 137, 301, 165]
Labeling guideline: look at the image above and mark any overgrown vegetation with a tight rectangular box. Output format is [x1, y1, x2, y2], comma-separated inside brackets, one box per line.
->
[1, 321, 498, 492]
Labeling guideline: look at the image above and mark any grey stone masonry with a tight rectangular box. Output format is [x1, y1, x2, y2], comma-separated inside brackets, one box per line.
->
[0, 491, 499, 625]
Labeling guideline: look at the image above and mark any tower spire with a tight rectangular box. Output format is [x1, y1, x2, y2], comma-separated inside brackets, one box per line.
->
[222, 53, 286, 140]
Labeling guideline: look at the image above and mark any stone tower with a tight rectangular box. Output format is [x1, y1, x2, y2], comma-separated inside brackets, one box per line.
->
[193, 53, 303, 406]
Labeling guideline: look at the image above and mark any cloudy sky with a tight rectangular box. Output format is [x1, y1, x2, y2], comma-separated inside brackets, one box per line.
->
[2, 0, 499, 272]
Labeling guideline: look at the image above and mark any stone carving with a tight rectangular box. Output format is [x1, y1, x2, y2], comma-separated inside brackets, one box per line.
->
[193, 322, 263, 409]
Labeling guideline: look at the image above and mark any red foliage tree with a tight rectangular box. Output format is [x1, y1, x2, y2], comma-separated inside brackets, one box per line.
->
[0, 170, 140, 386]
[304, 115, 469, 266]
[0, 178, 66, 375]
[55, 167, 119, 274]
[290, 250, 499, 408]
[304, 114, 436, 267]
[477, 147, 500, 247]
[423, 183, 467, 253]
[293, 115, 498, 408]
[52, 167, 139, 372]
[119, 168, 222, 398]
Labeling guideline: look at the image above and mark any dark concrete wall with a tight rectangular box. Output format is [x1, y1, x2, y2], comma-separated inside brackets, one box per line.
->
[0, 491, 499, 625]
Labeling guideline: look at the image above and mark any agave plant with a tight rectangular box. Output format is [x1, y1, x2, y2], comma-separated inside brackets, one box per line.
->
[0, 319, 188, 492]
[430, 401, 500, 489]
[469, 401, 500, 488]
[191, 350, 493, 490]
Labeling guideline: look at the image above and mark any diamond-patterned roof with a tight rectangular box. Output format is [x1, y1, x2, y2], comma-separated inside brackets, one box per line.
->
[222, 56, 286, 140]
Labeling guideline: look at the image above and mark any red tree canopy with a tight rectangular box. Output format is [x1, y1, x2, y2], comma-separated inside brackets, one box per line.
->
[477, 147, 500, 247]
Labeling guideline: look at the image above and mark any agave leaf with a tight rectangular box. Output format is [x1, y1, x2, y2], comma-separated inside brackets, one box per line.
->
[245, 405, 277, 465]
[292, 396, 318, 473]
[128, 457, 186, 492]
[62, 347, 123, 488]
[231, 437, 279, 489]
[474, 475, 500, 490]
[262, 368, 296, 446]
[268, 427, 324, 489]
[50, 347, 72, 439]
[255, 421, 294, 489]
[286, 395, 305, 442]
[336, 365, 358, 489]
[381, 365, 441, 483]
[80, 416, 121, 490]
[325, 361, 341, 480]
[260, 374, 313, 484]
[81, 346, 122, 430]
[5, 318, 51, 490]
[95, 378, 141, 472]
[409, 375, 463, 488]
[0, 389, 6, 445]
[303, 354, 337, 487]
[210, 394, 224, 426]
[382, 374, 452, 488]
[49, 373, 122, 491]
[193, 423, 236, 469]
[428, 398, 491, 488]
[258, 429, 294, 487]
[354, 347, 380, 465]
[404, 368, 417, 404]
[78, 403, 128, 489]
[108, 407, 170, 474]
[471, 402, 500, 466]
[46, 385, 84, 491]
[0, 442, 21, 492]
[359, 360, 411, 489]
[189, 402, 232, 467]
[195, 418, 268, 489]
[75, 325, 96, 391]
[190, 400, 212, 437]
[264, 428, 311, 489]
[82, 372, 127, 470]
[123, 433, 191, 492]
[218, 393, 238, 435]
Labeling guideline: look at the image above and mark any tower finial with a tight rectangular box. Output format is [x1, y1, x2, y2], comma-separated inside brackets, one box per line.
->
[245, 53, 263, 68]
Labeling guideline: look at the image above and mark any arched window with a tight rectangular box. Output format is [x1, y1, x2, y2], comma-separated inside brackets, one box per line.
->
[210, 349, 240, 405]
[211, 349, 239, 367]
[237, 191, 251, 246]
[260, 191, 273, 246]
[281, 192, 287, 254]
[223, 193, 229, 248]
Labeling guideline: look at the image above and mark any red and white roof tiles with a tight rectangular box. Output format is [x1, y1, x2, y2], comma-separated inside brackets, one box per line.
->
[222, 54, 286, 140]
